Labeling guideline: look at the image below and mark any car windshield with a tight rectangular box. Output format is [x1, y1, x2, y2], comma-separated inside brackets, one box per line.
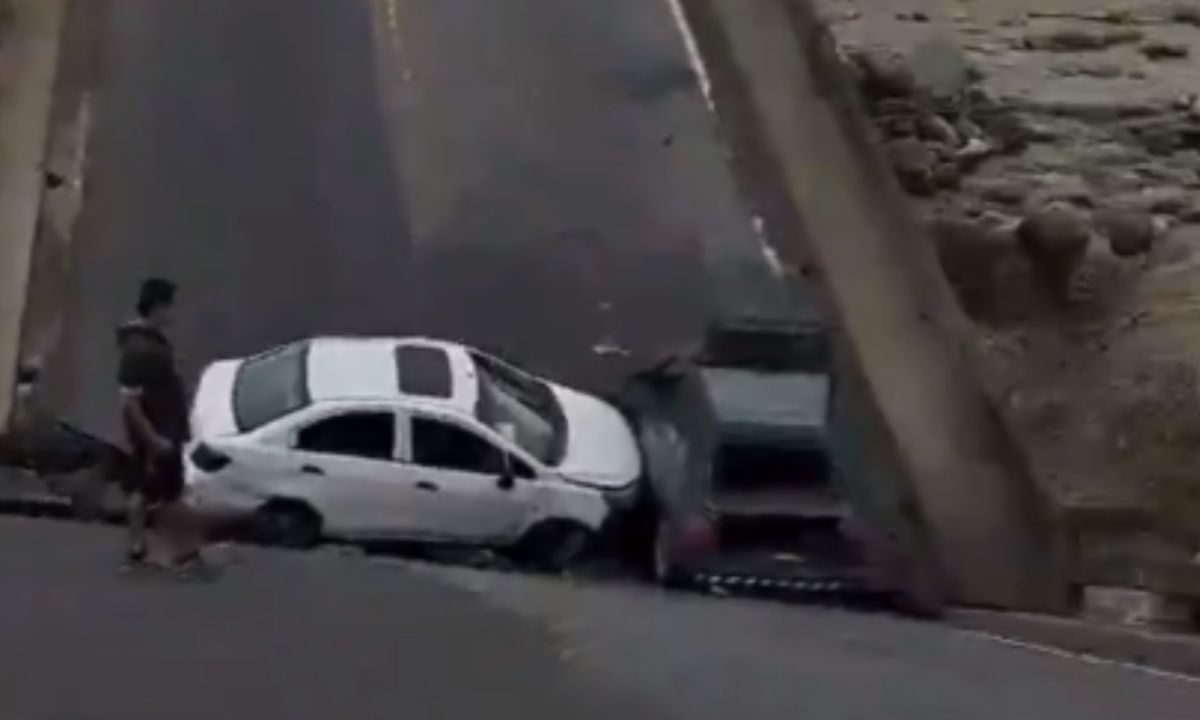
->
[471, 351, 565, 466]
[232, 342, 311, 432]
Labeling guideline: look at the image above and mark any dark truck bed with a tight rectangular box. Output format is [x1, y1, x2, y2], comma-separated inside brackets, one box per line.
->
[621, 321, 903, 600]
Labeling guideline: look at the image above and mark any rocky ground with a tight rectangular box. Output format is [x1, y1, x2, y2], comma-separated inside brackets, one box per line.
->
[815, 0, 1200, 548]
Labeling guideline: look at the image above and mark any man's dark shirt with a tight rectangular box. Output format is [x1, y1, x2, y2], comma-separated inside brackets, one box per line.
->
[117, 320, 189, 458]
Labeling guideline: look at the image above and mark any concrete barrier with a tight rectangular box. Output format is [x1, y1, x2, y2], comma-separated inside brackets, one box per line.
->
[0, 0, 68, 432]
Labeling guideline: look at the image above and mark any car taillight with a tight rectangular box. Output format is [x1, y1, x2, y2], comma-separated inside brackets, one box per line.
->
[190, 443, 231, 473]
[676, 515, 719, 558]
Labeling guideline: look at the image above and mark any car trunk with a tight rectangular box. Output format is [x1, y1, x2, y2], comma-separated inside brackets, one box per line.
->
[706, 442, 865, 589]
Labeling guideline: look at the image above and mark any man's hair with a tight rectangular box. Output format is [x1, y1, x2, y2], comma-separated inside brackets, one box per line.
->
[136, 277, 177, 317]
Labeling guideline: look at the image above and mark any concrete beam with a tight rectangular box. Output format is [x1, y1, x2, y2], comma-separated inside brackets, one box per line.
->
[678, 0, 1063, 609]
[0, 0, 68, 432]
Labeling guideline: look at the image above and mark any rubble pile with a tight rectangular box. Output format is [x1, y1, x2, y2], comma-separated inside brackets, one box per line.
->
[819, 0, 1200, 544]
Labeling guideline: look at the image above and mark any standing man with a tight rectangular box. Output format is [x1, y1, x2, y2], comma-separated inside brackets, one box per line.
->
[117, 277, 202, 572]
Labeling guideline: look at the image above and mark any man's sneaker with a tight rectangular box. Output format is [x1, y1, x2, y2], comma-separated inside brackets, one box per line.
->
[170, 553, 220, 582]
[120, 547, 160, 576]
[126, 544, 147, 563]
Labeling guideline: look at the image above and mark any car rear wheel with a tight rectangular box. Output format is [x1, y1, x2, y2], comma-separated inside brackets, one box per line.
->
[252, 500, 322, 549]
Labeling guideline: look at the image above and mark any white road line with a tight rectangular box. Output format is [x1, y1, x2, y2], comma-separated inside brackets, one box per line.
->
[386, 0, 400, 40]
[960, 629, 1200, 685]
[663, 0, 792, 277]
[663, 0, 714, 110]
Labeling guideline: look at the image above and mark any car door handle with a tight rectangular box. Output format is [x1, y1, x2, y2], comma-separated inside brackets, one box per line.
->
[415, 481, 439, 492]
[300, 465, 325, 476]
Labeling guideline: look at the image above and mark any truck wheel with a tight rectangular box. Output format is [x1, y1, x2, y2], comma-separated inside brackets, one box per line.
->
[253, 500, 322, 549]
[653, 519, 680, 586]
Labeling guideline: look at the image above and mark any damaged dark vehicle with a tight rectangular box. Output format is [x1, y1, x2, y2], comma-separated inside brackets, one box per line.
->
[620, 322, 905, 602]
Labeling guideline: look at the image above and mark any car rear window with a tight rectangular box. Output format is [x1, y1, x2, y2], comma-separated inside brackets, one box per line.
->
[233, 342, 311, 432]
[394, 345, 452, 398]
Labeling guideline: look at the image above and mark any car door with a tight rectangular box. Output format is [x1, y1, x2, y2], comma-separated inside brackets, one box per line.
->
[399, 412, 537, 543]
[284, 407, 416, 537]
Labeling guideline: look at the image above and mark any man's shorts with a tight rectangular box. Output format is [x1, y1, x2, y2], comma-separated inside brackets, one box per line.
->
[125, 451, 185, 505]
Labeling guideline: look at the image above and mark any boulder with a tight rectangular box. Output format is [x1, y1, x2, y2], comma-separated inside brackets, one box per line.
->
[931, 162, 962, 190]
[1095, 208, 1157, 257]
[1023, 28, 1142, 52]
[1160, 224, 1200, 257]
[966, 177, 1028, 206]
[1141, 41, 1190, 60]
[1116, 187, 1192, 216]
[1173, 4, 1200, 26]
[1152, 224, 1198, 264]
[954, 116, 985, 142]
[883, 115, 916, 138]
[1165, 223, 1200, 244]
[955, 137, 994, 172]
[853, 48, 916, 98]
[874, 97, 920, 117]
[916, 113, 961, 146]
[1027, 175, 1092, 209]
[880, 115, 917, 138]
[975, 109, 1034, 153]
[908, 37, 973, 99]
[928, 216, 1012, 318]
[1017, 202, 1092, 297]
[887, 138, 937, 195]
[1051, 61, 1124, 78]
[1141, 127, 1181, 155]
[1098, 8, 1137, 25]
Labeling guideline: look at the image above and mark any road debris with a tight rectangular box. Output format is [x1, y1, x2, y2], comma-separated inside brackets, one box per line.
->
[592, 341, 631, 357]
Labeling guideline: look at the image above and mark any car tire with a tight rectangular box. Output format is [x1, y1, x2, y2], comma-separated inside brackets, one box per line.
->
[516, 520, 594, 573]
[252, 500, 322, 549]
[652, 518, 681, 587]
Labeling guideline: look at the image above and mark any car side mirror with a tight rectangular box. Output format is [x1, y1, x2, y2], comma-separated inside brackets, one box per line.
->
[496, 473, 516, 491]
[497, 422, 518, 445]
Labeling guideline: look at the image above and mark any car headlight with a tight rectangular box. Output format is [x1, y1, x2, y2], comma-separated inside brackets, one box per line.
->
[189, 443, 231, 473]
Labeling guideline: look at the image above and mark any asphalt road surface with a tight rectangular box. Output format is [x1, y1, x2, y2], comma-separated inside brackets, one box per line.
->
[3, 517, 1200, 719]
[42, 0, 796, 437]
[20, 0, 1190, 718]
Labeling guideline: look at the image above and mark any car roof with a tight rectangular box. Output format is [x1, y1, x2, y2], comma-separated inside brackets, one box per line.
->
[304, 336, 478, 415]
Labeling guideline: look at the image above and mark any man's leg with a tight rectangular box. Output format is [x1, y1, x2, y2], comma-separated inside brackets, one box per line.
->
[126, 490, 149, 562]
[155, 455, 211, 570]
[159, 500, 202, 561]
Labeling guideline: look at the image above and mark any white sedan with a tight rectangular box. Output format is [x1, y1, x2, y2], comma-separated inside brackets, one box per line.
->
[184, 337, 643, 566]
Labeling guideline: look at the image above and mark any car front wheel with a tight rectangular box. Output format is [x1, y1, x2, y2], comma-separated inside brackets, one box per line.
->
[252, 500, 322, 549]
[514, 520, 594, 573]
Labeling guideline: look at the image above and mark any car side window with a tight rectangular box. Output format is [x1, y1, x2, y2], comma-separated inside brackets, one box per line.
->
[411, 417, 532, 478]
[296, 411, 395, 461]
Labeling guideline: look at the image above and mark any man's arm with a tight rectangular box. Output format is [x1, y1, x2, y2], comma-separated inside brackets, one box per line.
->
[120, 390, 172, 455]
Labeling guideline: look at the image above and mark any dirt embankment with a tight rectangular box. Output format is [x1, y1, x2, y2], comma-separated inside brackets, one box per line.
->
[815, 0, 1200, 548]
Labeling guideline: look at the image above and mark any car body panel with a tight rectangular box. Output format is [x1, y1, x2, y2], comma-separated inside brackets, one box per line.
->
[306, 337, 479, 413]
[550, 384, 642, 500]
[190, 359, 240, 439]
[700, 367, 830, 448]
